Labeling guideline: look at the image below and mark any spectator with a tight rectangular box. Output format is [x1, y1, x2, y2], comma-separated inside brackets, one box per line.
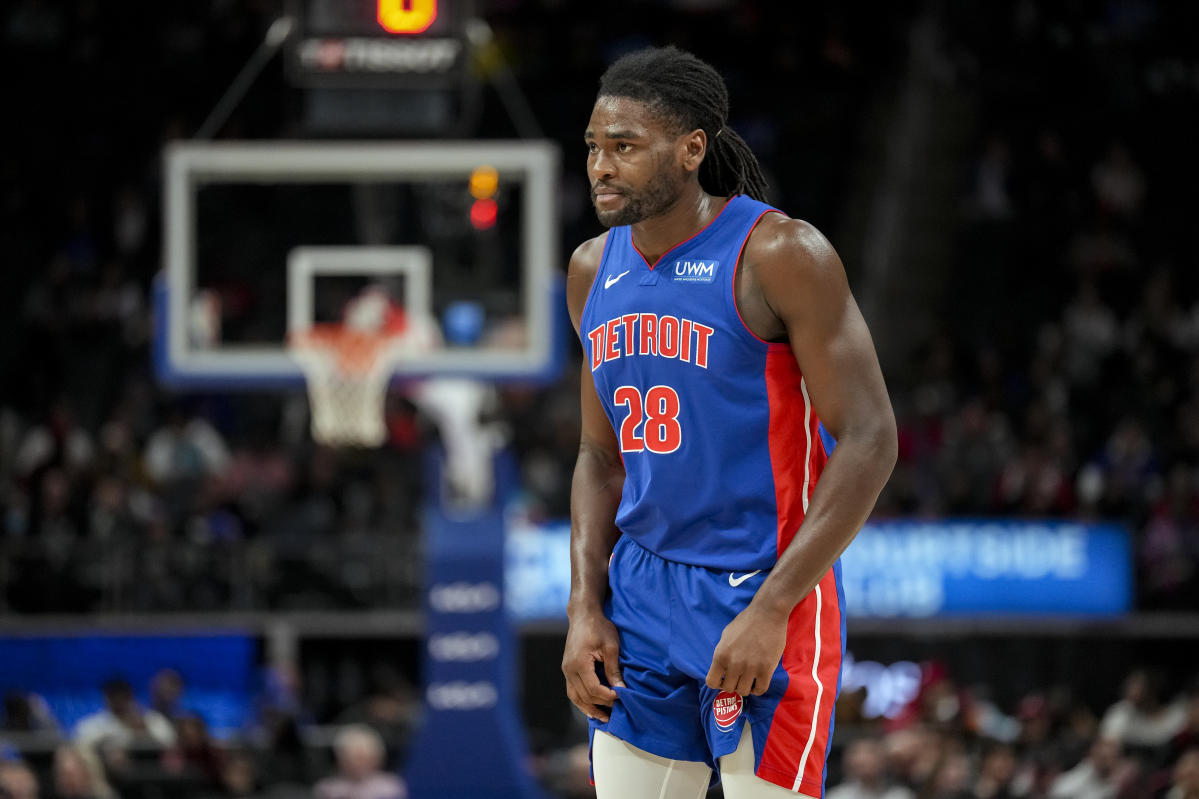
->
[333, 665, 419, 762]
[883, 726, 943, 793]
[1, 692, 60, 735]
[51, 745, 113, 799]
[1060, 281, 1119, 389]
[143, 409, 231, 489]
[1100, 669, 1189, 750]
[0, 761, 38, 799]
[1169, 691, 1199, 760]
[828, 738, 915, 799]
[162, 715, 224, 785]
[12, 404, 94, 483]
[970, 136, 1014, 220]
[313, 725, 406, 799]
[1083, 419, 1161, 518]
[926, 748, 974, 799]
[85, 476, 138, 544]
[248, 663, 309, 787]
[148, 669, 186, 725]
[1090, 142, 1145, 220]
[1140, 465, 1199, 606]
[887, 662, 972, 737]
[73, 678, 176, 753]
[973, 742, 1020, 799]
[26, 468, 79, 541]
[936, 398, 1012, 513]
[1167, 748, 1199, 799]
[207, 750, 262, 798]
[1048, 737, 1129, 799]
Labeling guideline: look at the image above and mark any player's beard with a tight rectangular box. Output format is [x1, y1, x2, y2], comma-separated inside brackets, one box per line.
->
[592, 165, 687, 228]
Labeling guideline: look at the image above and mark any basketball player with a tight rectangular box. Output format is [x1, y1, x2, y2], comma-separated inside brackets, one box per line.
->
[562, 47, 897, 798]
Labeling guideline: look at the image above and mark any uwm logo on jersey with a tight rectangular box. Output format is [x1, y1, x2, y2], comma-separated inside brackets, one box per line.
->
[673, 259, 720, 283]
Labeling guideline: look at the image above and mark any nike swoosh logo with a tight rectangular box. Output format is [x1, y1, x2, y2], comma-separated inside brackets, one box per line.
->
[604, 270, 630, 289]
[728, 570, 761, 587]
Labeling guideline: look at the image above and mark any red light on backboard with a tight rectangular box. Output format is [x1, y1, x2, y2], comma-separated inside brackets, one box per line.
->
[470, 198, 497, 230]
[378, 0, 438, 34]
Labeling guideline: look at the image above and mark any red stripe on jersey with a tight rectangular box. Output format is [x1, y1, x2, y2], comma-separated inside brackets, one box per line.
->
[764, 348, 813, 556]
[807, 401, 829, 516]
[757, 567, 844, 795]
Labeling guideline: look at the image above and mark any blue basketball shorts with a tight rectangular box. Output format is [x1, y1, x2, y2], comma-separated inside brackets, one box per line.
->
[589, 535, 846, 795]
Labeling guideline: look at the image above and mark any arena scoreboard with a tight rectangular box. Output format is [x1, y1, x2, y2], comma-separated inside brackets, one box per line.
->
[288, 0, 468, 89]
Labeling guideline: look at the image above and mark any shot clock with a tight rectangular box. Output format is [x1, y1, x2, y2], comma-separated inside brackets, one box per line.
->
[289, 0, 468, 88]
[377, 0, 439, 34]
[286, 0, 472, 132]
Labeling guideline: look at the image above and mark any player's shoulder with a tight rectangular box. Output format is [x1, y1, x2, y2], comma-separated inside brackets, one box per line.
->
[568, 231, 611, 278]
[566, 231, 611, 328]
[745, 213, 836, 266]
[743, 211, 848, 314]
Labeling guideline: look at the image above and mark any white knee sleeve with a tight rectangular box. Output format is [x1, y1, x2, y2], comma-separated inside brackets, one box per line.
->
[592, 730, 712, 799]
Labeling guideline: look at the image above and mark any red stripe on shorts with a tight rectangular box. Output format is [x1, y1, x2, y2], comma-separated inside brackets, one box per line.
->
[757, 568, 843, 794]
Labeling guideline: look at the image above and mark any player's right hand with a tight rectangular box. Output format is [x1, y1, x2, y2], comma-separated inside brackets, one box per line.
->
[561, 609, 625, 723]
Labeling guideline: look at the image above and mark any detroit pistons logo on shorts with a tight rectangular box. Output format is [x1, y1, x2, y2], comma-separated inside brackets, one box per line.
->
[713, 691, 743, 732]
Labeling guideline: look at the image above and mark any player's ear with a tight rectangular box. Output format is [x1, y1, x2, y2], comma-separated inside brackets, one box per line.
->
[680, 128, 707, 174]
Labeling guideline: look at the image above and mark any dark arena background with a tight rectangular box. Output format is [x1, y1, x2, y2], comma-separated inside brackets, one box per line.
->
[2, 1, 1199, 798]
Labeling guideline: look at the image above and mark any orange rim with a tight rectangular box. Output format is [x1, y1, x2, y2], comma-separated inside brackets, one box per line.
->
[290, 324, 404, 374]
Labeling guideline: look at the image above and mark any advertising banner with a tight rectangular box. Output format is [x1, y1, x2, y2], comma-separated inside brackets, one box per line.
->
[505, 520, 1132, 620]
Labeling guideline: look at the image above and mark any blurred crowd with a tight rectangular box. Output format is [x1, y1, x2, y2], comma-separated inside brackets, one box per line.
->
[820, 665, 1199, 799]
[0, 665, 418, 799]
[4, 662, 1198, 799]
[873, 0, 1199, 609]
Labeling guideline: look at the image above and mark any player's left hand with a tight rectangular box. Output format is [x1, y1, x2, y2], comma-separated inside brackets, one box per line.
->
[705, 602, 788, 696]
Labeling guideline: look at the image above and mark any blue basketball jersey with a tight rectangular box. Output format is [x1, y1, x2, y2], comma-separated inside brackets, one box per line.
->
[580, 195, 829, 572]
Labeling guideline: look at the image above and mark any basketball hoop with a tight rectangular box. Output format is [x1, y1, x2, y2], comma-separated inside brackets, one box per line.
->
[288, 323, 410, 447]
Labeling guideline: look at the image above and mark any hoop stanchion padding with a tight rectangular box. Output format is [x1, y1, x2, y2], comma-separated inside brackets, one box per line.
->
[288, 325, 410, 447]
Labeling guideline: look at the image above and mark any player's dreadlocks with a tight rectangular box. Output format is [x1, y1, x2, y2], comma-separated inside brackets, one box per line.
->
[597, 46, 769, 202]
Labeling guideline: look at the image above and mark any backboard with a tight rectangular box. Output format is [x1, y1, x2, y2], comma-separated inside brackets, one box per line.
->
[154, 140, 563, 390]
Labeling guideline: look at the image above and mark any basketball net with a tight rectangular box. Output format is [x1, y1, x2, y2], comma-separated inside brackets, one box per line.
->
[288, 289, 411, 447]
